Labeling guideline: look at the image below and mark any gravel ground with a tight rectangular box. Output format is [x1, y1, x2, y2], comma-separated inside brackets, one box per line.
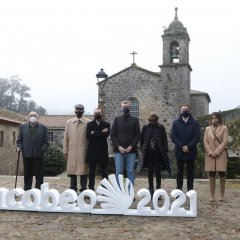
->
[0, 175, 240, 240]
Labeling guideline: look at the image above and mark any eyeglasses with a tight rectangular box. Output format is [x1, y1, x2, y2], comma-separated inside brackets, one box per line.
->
[29, 115, 37, 117]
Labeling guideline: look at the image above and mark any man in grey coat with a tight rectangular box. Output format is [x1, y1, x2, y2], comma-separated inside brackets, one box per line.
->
[16, 111, 48, 190]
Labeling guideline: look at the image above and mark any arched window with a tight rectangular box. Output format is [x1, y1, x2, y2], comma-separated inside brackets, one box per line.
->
[128, 97, 139, 118]
[170, 41, 179, 63]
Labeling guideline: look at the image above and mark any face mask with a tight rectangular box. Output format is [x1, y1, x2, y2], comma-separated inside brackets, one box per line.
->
[181, 111, 190, 118]
[94, 114, 102, 120]
[75, 110, 83, 118]
[149, 122, 157, 126]
[211, 119, 219, 125]
[123, 107, 130, 114]
[29, 116, 37, 123]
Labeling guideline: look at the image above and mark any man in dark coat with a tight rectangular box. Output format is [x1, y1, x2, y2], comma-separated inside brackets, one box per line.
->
[170, 104, 201, 191]
[86, 108, 110, 190]
[16, 111, 48, 190]
[136, 114, 171, 198]
[110, 100, 140, 187]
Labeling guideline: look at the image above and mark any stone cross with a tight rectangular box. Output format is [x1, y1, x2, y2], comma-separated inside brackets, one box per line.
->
[130, 51, 138, 64]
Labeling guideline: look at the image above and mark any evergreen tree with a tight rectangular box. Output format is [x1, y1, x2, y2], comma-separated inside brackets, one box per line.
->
[0, 76, 47, 115]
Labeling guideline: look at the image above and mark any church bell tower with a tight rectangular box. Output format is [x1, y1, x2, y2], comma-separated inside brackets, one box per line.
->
[160, 8, 192, 118]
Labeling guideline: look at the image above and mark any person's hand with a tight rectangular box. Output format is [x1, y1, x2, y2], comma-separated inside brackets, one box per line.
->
[209, 152, 217, 158]
[182, 145, 189, 153]
[64, 154, 68, 161]
[118, 146, 126, 153]
[16, 148, 21, 153]
[126, 146, 133, 153]
[101, 128, 108, 133]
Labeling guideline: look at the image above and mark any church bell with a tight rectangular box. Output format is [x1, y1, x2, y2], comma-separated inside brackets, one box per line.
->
[171, 45, 179, 59]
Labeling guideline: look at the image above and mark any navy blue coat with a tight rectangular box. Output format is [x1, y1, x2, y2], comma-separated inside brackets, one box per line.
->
[170, 115, 201, 160]
[16, 122, 48, 159]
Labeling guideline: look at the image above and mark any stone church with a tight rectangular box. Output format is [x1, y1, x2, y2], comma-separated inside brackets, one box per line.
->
[97, 8, 210, 133]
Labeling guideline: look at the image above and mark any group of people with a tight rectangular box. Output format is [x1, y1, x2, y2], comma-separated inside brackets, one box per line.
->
[16, 101, 229, 202]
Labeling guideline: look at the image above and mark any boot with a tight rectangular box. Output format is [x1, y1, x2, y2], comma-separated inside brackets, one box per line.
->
[219, 177, 226, 201]
[209, 177, 215, 202]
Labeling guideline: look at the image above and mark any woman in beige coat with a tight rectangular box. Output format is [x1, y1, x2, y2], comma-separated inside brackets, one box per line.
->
[203, 112, 228, 202]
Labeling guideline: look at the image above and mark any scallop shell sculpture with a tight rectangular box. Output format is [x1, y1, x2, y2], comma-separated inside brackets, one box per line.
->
[93, 174, 134, 214]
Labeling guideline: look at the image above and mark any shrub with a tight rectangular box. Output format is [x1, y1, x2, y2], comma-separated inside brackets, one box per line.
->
[195, 149, 206, 178]
[227, 157, 240, 179]
[43, 142, 66, 176]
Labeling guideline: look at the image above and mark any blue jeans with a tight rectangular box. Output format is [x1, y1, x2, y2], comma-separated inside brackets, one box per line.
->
[115, 152, 136, 186]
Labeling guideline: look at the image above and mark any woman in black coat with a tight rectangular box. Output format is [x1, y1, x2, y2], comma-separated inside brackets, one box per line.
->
[136, 114, 171, 198]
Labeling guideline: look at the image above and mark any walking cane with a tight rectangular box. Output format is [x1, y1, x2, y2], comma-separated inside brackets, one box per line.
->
[15, 151, 20, 188]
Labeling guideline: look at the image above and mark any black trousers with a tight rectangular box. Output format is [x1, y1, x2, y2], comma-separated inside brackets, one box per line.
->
[23, 157, 43, 191]
[176, 158, 195, 191]
[69, 175, 88, 192]
[88, 162, 108, 190]
[146, 148, 162, 191]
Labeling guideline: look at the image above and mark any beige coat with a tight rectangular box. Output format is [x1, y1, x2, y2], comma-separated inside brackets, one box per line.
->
[63, 116, 91, 175]
[203, 125, 228, 172]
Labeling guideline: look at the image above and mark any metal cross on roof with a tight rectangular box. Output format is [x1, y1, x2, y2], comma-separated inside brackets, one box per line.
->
[130, 51, 138, 65]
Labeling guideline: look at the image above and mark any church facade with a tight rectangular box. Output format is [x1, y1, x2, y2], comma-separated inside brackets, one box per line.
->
[98, 8, 210, 133]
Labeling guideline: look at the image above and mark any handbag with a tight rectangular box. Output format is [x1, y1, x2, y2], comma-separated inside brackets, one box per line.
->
[211, 127, 228, 158]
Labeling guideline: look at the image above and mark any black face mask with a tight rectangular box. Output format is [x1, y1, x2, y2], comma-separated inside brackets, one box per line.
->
[75, 110, 83, 118]
[123, 107, 130, 114]
[149, 121, 157, 126]
[94, 114, 102, 120]
[181, 111, 190, 118]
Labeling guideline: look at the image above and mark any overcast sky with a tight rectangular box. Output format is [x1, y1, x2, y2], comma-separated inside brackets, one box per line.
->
[0, 0, 239, 115]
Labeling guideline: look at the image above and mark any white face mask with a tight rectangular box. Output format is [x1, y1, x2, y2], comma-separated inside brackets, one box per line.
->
[29, 116, 38, 123]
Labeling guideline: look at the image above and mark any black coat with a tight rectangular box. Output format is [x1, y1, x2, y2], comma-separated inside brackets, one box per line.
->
[110, 115, 140, 153]
[16, 122, 48, 159]
[86, 120, 110, 165]
[136, 123, 171, 175]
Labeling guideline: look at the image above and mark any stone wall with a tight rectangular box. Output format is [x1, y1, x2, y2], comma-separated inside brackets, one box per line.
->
[160, 64, 191, 122]
[190, 94, 209, 117]
[0, 122, 24, 175]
